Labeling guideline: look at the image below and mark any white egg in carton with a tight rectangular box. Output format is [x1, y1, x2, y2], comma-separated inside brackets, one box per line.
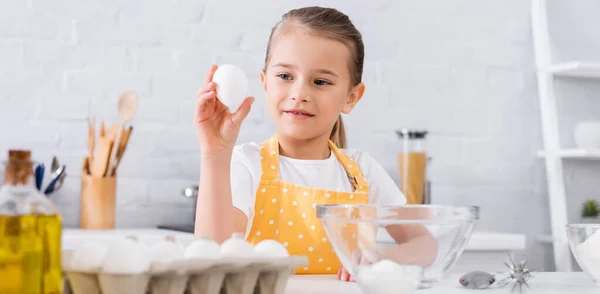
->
[61, 233, 308, 294]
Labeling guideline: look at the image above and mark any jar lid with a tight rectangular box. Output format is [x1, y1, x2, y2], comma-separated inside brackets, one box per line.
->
[8, 150, 31, 162]
[396, 129, 428, 139]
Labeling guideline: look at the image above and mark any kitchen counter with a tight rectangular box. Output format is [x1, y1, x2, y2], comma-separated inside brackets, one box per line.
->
[62, 228, 525, 273]
[284, 272, 598, 293]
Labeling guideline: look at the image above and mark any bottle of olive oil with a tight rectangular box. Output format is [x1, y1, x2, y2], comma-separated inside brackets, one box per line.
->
[0, 150, 63, 294]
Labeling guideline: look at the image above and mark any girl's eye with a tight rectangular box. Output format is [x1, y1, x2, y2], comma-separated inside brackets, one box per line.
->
[314, 79, 331, 86]
[277, 73, 292, 80]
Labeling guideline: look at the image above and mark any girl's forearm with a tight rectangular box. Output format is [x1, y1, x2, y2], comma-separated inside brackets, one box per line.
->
[380, 234, 439, 267]
[194, 152, 237, 244]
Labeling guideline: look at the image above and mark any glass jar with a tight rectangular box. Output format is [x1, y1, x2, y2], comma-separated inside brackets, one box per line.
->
[0, 150, 63, 294]
[396, 129, 429, 204]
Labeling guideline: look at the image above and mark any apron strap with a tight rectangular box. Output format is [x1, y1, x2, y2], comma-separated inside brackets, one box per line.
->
[260, 135, 280, 181]
[259, 135, 369, 192]
[328, 141, 369, 193]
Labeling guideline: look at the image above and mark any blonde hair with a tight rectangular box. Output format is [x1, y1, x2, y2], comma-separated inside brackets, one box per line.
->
[264, 6, 365, 149]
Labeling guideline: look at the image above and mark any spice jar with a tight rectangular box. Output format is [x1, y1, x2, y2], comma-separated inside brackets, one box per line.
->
[396, 129, 429, 205]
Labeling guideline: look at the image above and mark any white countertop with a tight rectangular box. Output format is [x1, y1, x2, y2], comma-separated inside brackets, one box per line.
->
[61, 228, 526, 251]
[62, 228, 593, 293]
[284, 272, 599, 293]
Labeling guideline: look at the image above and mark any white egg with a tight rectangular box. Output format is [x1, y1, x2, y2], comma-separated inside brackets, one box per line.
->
[101, 236, 151, 274]
[220, 233, 255, 257]
[254, 239, 289, 258]
[212, 64, 248, 111]
[184, 235, 221, 259]
[69, 242, 108, 271]
[149, 235, 185, 264]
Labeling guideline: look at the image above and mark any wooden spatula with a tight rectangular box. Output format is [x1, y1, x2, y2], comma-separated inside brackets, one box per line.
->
[88, 116, 95, 161]
[100, 120, 105, 137]
[106, 124, 121, 140]
[111, 126, 133, 176]
[91, 136, 114, 178]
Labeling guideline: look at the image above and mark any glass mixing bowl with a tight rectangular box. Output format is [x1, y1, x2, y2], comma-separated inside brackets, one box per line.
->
[316, 204, 479, 291]
[566, 224, 600, 284]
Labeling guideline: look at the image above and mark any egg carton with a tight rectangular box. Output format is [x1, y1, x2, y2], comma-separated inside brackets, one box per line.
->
[61, 250, 308, 294]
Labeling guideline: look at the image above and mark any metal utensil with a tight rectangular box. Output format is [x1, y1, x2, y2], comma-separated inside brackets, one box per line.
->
[51, 156, 59, 176]
[44, 165, 66, 196]
[183, 185, 199, 198]
[34, 163, 45, 191]
[183, 185, 199, 222]
[51, 171, 67, 193]
[459, 253, 536, 293]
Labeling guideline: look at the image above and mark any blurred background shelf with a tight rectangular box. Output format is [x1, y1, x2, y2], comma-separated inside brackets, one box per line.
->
[537, 149, 600, 159]
[549, 61, 600, 78]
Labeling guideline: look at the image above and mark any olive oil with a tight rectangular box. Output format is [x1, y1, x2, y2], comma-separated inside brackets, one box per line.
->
[0, 150, 63, 294]
[0, 214, 62, 294]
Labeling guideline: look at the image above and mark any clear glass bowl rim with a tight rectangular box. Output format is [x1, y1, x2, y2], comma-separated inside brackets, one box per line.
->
[316, 204, 480, 221]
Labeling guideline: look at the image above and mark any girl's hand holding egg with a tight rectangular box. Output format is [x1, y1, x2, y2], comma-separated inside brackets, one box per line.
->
[194, 64, 255, 156]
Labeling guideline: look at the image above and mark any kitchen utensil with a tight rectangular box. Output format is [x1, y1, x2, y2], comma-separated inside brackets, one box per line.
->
[460, 254, 536, 293]
[106, 124, 121, 140]
[51, 156, 59, 176]
[183, 185, 199, 198]
[51, 171, 67, 193]
[91, 136, 114, 177]
[566, 223, 600, 285]
[459, 271, 496, 289]
[396, 129, 429, 204]
[100, 120, 105, 137]
[106, 91, 138, 177]
[498, 254, 534, 293]
[34, 163, 45, 191]
[316, 204, 479, 289]
[88, 116, 95, 160]
[44, 165, 66, 195]
[183, 185, 199, 222]
[113, 126, 133, 172]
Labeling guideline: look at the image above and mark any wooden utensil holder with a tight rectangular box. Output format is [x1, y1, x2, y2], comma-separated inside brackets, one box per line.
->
[80, 173, 116, 230]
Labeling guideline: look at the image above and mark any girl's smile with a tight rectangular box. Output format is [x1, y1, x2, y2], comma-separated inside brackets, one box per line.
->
[284, 108, 315, 120]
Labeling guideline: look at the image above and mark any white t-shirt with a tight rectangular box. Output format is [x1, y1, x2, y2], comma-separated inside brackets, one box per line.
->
[230, 142, 407, 234]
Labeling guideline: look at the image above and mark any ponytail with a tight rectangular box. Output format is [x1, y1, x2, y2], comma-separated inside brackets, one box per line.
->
[329, 115, 347, 149]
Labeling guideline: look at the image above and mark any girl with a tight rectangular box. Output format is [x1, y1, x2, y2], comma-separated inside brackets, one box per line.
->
[194, 6, 437, 281]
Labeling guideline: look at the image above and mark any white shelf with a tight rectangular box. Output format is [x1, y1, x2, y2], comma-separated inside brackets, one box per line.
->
[550, 61, 600, 78]
[537, 149, 600, 159]
[536, 234, 567, 244]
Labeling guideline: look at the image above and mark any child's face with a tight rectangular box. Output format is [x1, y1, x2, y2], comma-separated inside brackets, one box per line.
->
[261, 31, 364, 142]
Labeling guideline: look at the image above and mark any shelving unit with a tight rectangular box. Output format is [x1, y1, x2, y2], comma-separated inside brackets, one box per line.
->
[537, 149, 600, 159]
[550, 61, 600, 78]
[531, 0, 600, 271]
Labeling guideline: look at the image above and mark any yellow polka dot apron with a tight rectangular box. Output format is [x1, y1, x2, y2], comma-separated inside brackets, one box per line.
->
[246, 135, 370, 274]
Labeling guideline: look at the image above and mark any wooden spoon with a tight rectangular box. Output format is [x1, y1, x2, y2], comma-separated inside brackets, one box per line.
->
[105, 91, 138, 177]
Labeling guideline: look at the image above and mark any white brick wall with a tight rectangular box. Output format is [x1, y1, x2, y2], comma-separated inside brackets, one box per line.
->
[1, 0, 599, 271]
